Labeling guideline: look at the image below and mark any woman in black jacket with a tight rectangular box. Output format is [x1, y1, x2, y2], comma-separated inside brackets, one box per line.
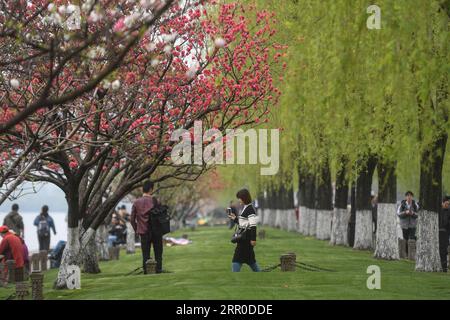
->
[228, 188, 260, 272]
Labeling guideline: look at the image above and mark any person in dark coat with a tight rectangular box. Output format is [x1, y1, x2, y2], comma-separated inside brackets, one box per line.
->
[439, 196, 450, 272]
[3, 204, 24, 238]
[33, 205, 56, 251]
[131, 180, 164, 274]
[228, 188, 260, 272]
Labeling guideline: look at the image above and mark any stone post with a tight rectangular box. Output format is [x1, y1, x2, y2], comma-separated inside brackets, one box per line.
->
[6, 260, 15, 284]
[258, 230, 266, 240]
[0, 260, 5, 287]
[30, 273, 44, 300]
[280, 253, 296, 272]
[15, 281, 29, 300]
[407, 239, 416, 260]
[145, 258, 157, 274]
[398, 239, 407, 259]
[39, 250, 48, 271]
[31, 253, 41, 272]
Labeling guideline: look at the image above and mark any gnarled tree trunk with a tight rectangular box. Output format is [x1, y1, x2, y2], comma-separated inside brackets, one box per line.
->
[374, 160, 399, 260]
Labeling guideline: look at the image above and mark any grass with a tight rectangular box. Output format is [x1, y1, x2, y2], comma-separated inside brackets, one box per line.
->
[1, 226, 449, 300]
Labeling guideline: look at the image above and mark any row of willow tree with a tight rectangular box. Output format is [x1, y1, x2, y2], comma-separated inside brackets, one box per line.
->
[219, 0, 449, 272]
[0, 0, 284, 288]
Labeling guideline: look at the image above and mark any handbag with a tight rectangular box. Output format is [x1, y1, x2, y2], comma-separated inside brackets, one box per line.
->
[231, 225, 248, 244]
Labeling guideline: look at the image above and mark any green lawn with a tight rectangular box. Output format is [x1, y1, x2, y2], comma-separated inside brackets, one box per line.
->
[1, 226, 449, 299]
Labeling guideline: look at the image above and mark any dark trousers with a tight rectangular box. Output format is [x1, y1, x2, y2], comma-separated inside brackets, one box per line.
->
[38, 234, 51, 251]
[402, 228, 416, 255]
[402, 228, 416, 241]
[439, 230, 449, 272]
[140, 232, 163, 273]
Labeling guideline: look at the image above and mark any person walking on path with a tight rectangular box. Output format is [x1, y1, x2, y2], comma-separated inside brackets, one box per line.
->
[131, 180, 164, 274]
[228, 188, 260, 272]
[3, 204, 24, 238]
[33, 205, 56, 251]
[439, 196, 450, 272]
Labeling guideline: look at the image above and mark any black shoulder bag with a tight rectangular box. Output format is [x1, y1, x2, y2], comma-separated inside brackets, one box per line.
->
[231, 223, 248, 244]
[149, 197, 171, 236]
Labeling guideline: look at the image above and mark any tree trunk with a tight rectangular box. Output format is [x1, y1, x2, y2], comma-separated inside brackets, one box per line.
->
[347, 182, 356, 247]
[55, 194, 81, 289]
[81, 226, 101, 274]
[416, 132, 447, 272]
[354, 156, 377, 250]
[374, 160, 399, 260]
[331, 158, 349, 246]
[316, 160, 333, 240]
[96, 224, 110, 261]
[304, 173, 316, 236]
[126, 221, 136, 254]
[298, 169, 307, 234]
[55, 226, 80, 289]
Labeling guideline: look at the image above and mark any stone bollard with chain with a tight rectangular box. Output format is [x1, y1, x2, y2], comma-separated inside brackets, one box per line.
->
[39, 250, 48, 271]
[398, 239, 407, 259]
[258, 230, 266, 240]
[407, 239, 416, 260]
[145, 258, 157, 274]
[6, 260, 15, 284]
[30, 272, 45, 300]
[15, 281, 29, 300]
[280, 252, 296, 272]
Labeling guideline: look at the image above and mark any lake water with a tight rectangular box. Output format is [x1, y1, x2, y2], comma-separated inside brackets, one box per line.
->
[0, 211, 67, 252]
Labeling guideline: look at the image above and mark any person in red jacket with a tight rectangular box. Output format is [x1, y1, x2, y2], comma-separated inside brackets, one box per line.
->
[0, 225, 25, 281]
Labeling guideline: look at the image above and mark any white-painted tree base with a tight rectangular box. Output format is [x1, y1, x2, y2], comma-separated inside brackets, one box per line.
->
[315, 210, 332, 240]
[55, 227, 81, 289]
[354, 210, 373, 250]
[415, 210, 442, 272]
[96, 224, 110, 261]
[298, 206, 306, 234]
[330, 208, 348, 246]
[374, 203, 399, 260]
[126, 221, 136, 254]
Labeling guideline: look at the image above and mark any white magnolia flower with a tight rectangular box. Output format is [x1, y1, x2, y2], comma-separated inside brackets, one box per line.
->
[145, 42, 156, 52]
[163, 44, 172, 55]
[162, 33, 177, 43]
[214, 38, 226, 48]
[47, 3, 55, 11]
[10, 79, 20, 89]
[102, 80, 111, 90]
[151, 59, 160, 67]
[89, 11, 103, 23]
[111, 80, 121, 90]
[186, 62, 199, 79]
[58, 5, 67, 15]
[66, 4, 77, 14]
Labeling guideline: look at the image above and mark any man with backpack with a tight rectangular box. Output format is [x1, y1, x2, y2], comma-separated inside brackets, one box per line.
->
[33, 205, 56, 251]
[131, 180, 169, 274]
